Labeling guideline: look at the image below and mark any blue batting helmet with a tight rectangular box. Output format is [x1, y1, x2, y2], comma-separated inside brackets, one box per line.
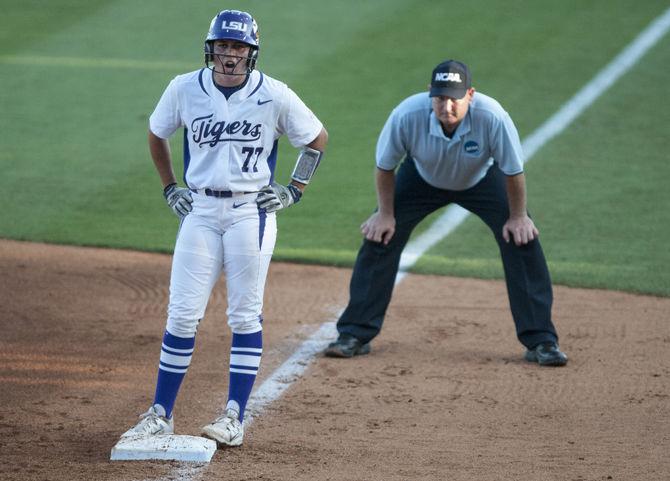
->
[204, 10, 259, 72]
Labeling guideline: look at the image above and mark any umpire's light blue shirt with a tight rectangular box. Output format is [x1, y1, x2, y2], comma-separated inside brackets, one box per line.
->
[376, 92, 524, 191]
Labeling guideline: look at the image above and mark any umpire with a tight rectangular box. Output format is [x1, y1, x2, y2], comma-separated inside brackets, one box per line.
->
[325, 60, 567, 366]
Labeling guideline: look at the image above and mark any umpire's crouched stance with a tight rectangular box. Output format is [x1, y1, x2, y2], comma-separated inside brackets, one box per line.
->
[325, 60, 567, 366]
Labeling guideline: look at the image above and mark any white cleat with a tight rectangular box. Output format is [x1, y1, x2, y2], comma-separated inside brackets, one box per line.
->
[121, 405, 174, 438]
[201, 408, 244, 447]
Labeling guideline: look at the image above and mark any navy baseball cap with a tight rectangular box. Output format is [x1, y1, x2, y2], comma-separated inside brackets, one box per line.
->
[429, 60, 471, 99]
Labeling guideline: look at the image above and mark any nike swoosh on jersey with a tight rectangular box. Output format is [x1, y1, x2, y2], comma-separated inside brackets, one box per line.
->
[257, 99, 272, 105]
[232, 202, 248, 208]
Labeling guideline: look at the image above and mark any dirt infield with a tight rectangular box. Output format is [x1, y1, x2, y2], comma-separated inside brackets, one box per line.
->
[1, 239, 668, 481]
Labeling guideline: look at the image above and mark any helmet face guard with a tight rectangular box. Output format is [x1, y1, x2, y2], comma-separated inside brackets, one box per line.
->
[204, 10, 259, 75]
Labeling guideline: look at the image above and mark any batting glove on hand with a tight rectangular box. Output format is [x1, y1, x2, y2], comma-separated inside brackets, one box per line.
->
[163, 183, 193, 218]
[256, 182, 302, 213]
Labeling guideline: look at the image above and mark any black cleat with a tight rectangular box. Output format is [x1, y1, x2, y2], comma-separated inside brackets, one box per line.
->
[324, 335, 371, 358]
[524, 342, 568, 367]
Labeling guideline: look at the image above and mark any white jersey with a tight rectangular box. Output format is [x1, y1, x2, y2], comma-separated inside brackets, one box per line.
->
[150, 68, 323, 192]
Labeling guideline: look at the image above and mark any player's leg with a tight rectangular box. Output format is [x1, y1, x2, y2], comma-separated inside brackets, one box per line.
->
[201, 202, 276, 446]
[154, 215, 224, 419]
[123, 199, 224, 437]
[452, 166, 560, 350]
[331, 158, 450, 353]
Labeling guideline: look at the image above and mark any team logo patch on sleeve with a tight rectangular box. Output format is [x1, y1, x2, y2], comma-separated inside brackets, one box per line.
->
[464, 140, 480, 154]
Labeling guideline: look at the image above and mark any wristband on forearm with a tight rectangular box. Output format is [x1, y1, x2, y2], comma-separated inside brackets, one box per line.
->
[163, 182, 177, 198]
[290, 147, 322, 184]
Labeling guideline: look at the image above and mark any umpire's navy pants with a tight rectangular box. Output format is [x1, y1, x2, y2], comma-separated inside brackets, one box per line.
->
[336, 158, 558, 350]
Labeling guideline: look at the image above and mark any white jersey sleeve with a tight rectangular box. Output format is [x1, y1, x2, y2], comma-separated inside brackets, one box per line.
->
[277, 87, 323, 147]
[149, 77, 184, 139]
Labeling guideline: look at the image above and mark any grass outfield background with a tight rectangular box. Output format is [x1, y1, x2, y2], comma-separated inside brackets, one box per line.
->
[1, 0, 668, 296]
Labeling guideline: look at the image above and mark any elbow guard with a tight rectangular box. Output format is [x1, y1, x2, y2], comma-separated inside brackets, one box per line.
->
[290, 147, 323, 184]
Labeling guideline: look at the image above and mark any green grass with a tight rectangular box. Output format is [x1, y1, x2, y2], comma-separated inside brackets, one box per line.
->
[1, 0, 669, 296]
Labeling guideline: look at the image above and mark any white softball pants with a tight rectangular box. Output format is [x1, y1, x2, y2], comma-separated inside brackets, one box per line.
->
[165, 192, 276, 337]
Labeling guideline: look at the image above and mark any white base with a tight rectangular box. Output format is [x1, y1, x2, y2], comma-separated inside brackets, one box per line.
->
[110, 435, 217, 462]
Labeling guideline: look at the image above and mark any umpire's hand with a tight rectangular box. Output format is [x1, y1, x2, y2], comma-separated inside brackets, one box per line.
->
[361, 212, 396, 245]
[503, 215, 539, 246]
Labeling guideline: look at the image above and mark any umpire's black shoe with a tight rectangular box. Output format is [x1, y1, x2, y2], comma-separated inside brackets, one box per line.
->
[524, 342, 568, 367]
[324, 335, 371, 358]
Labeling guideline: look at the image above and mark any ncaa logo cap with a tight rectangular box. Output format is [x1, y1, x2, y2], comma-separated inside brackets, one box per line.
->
[429, 60, 471, 99]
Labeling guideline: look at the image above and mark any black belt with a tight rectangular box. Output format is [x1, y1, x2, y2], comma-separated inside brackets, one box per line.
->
[191, 189, 255, 198]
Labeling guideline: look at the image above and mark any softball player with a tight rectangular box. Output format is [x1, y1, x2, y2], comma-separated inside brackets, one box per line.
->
[325, 60, 567, 367]
[121, 10, 327, 447]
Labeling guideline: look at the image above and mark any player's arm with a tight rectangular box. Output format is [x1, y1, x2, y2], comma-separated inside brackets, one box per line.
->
[149, 130, 193, 218]
[502, 173, 539, 246]
[256, 127, 328, 213]
[361, 167, 396, 245]
[149, 131, 178, 188]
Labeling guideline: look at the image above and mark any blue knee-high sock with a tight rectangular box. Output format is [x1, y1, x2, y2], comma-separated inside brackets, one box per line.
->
[153, 330, 195, 419]
[227, 330, 262, 421]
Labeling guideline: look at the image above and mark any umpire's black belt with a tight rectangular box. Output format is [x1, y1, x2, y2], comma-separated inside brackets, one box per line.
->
[191, 188, 255, 198]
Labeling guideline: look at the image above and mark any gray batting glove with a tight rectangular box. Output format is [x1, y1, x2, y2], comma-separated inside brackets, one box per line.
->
[163, 183, 193, 218]
[256, 182, 302, 213]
